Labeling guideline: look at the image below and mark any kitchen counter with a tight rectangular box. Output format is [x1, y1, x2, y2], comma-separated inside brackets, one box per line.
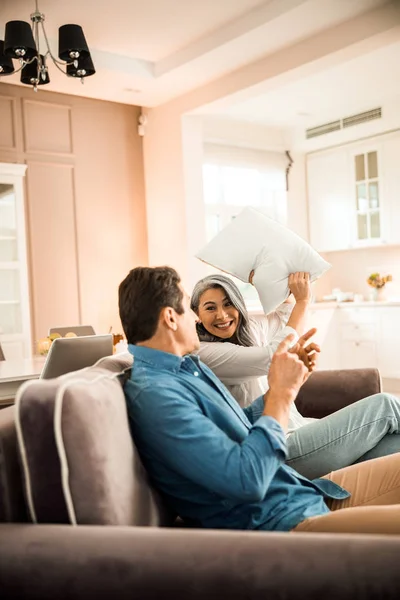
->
[0, 357, 45, 406]
[311, 300, 400, 309]
[247, 300, 400, 314]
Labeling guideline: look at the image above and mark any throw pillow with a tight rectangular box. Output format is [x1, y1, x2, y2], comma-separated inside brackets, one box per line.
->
[196, 207, 331, 313]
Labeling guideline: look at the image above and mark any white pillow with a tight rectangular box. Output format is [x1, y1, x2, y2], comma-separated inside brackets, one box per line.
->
[196, 207, 331, 314]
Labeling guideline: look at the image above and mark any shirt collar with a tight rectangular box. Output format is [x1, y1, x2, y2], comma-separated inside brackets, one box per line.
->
[128, 344, 198, 373]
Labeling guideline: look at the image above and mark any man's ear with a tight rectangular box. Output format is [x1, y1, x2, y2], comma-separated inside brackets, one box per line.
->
[161, 306, 178, 331]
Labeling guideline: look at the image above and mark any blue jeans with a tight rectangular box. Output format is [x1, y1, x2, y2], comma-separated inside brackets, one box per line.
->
[286, 393, 400, 479]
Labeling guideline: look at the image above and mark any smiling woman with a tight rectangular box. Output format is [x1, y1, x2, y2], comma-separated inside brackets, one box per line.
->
[191, 274, 258, 349]
[190, 273, 400, 482]
[198, 288, 240, 340]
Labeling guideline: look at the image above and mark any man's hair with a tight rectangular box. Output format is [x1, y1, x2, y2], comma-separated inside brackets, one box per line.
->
[118, 266, 184, 344]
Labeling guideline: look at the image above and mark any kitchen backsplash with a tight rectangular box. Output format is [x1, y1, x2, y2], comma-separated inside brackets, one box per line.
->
[313, 246, 400, 301]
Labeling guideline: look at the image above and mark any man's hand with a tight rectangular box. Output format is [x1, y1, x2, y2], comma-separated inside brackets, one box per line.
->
[263, 334, 309, 430]
[289, 328, 320, 381]
[267, 334, 309, 405]
[288, 272, 312, 304]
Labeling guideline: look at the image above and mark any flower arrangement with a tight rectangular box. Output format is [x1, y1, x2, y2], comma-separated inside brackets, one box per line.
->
[367, 273, 392, 289]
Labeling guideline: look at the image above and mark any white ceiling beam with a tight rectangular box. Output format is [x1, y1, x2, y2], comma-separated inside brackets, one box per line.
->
[169, 0, 400, 114]
[154, 0, 309, 77]
[39, 37, 156, 80]
[90, 48, 154, 80]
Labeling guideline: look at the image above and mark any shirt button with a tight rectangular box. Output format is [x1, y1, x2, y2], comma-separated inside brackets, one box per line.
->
[193, 371, 199, 376]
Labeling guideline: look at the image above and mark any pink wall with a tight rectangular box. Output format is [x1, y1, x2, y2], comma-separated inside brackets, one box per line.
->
[0, 83, 148, 347]
[314, 246, 400, 300]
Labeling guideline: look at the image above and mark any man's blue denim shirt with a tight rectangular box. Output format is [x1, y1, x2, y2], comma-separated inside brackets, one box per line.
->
[125, 345, 350, 532]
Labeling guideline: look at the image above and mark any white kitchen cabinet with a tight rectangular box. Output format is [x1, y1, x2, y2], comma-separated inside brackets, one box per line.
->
[381, 136, 400, 245]
[307, 132, 400, 251]
[339, 306, 377, 371]
[307, 149, 353, 252]
[306, 307, 340, 370]
[341, 340, 377, 370]
[0, 163, 32, 359]
[377, 307, 400, 378]
[339, 307, 379, 369]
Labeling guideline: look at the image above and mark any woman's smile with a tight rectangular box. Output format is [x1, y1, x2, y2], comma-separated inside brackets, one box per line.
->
[198, 287, 240, 339]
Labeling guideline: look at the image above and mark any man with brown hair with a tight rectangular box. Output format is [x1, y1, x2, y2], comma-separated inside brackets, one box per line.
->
[119, 265, 400, 534]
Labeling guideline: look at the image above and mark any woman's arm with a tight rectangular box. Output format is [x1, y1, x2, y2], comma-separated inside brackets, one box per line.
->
[286, 272, 311, 336]
[198, 318, 298, 384]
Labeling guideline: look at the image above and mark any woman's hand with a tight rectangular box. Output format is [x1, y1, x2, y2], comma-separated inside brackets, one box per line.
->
[288, 272, 312, 304]
[289, 328, 320, 381]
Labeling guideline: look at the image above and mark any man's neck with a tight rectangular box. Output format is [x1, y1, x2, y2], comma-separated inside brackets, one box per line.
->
[136, 335, 184, 357]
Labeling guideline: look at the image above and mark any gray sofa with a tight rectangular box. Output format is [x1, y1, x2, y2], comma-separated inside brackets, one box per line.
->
[1, 355, 400, 599]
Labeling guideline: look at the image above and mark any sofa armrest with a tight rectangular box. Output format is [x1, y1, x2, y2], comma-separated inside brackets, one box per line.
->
[295, 368, 381, 419]
[1, 524, 400, 599]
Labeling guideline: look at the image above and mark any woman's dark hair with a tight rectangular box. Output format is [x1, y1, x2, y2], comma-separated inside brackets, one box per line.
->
[118, 266, 184, 344]
[190, 274, 255, 347]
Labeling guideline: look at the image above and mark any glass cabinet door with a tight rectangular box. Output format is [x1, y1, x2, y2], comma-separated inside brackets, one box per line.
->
[0, 163, 31, 359]
[0, 184, 23, 338]
[354, 151, 381, 242]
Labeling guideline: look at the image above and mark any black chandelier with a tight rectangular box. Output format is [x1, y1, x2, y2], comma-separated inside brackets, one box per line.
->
[0, 0, 95, 91]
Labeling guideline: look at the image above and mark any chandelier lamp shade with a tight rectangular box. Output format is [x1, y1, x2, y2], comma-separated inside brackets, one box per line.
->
[0, 1, 95, 91]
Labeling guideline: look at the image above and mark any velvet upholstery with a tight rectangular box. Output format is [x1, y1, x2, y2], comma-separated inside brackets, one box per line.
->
[0, 365, 382, 525]
[0, 406, 28, 523]
[15, 352, 171, 526]
[1, 364, 400, 598]
[295, 368, 382, 419]
[1, 525, 400, 599]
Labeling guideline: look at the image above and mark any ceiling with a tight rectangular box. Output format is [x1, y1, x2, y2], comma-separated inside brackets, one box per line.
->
[0, 0, 390, 107]
[203, 39, 400, 130]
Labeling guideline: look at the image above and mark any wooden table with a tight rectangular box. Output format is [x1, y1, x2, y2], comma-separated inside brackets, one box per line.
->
[0, 357, 46, 407]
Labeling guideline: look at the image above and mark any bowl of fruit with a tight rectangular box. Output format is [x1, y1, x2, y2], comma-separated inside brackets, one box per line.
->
[37, 331, 78, 355]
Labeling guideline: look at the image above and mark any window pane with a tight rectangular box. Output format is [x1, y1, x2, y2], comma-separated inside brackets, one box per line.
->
[0, 302, 22, 334]
[367, 151, 378, 179]
[206, 213, 221, 241]
[221, 166, 261, 207]
[357, 213, 368, 239]
[370, 211, 380, 238]
[355, 154, 365, 181]
[203, 164, 222, 205]
[369, 182, 379, 209]
[356, 184, 368, 211]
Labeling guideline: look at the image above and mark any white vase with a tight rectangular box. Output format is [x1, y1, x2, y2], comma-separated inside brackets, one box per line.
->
[370, 287, 385, 302]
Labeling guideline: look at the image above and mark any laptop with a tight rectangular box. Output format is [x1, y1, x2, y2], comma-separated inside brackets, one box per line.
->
[40, 334, 114, 380]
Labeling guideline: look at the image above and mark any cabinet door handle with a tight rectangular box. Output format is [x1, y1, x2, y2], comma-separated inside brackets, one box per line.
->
[355, 342, 360, 346]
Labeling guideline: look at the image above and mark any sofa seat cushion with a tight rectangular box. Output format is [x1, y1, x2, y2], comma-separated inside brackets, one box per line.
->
[16, 353, 172, 526]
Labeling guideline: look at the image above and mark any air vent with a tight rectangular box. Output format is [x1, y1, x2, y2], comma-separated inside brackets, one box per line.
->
[306, 107, 382, 139]
[342, 107, 382, 128]
[306, 120, 341, 139]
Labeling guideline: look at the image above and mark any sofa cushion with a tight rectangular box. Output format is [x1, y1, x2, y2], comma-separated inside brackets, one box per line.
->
[16, 353, 172, 526]
[196, 206, 331, 313]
